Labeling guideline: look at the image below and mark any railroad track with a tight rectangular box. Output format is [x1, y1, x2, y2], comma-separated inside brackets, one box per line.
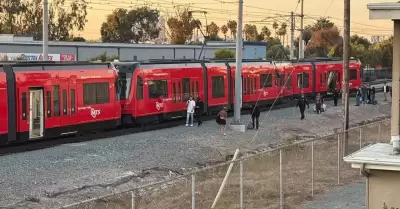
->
[0, 81, 388, 156]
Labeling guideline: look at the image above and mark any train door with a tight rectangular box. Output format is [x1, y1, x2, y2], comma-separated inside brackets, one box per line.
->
[69, 85, 77, 127]
[28, 88, 44, 139]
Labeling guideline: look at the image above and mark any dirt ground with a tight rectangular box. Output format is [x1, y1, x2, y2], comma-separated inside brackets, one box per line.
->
[65, 119, 390, 209]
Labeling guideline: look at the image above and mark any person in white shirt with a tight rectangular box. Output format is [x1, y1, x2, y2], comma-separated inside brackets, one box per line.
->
[382, 82, 390, 101]
[186, 96, 196, 126]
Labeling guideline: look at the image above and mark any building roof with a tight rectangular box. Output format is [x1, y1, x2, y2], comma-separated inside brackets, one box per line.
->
[367, 2, 400, 20]
[344, 143, 400, 171]
[0, 40, 238, 49]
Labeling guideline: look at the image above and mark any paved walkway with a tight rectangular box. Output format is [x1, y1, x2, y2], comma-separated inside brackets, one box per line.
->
[0, 93, 391, 208]
[300, 182, 365, 209]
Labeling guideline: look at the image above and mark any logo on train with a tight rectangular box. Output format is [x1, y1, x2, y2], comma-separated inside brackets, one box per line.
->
[156, 101, 164, 110]
[91, 108, 101, 118]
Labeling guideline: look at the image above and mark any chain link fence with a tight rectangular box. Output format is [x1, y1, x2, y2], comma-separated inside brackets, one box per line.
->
[61, 118, 390, 209]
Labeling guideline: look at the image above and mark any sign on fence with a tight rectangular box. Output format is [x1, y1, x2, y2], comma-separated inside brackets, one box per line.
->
[0, 53, 76, 61]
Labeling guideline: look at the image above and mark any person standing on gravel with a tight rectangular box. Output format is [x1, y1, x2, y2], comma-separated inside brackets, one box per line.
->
[195, 96, 204, 126]
[296, 93, 309, 120]
[186, 96, 196, 126]
[217, 107, 228, 136]
[250, 104, 260, 130]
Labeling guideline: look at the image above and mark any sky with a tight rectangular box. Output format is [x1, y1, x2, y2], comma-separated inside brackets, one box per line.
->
[79, 0, 394, 41]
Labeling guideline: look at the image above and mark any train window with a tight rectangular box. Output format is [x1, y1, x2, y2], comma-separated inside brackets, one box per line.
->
[253, 77, 256, 93]
[62, 90, 67, 115]
[148, 80, 168, 99]
[260, 74, 272, 88]
[46, 91, 51, 117]
[212, 76, 225, 98]
[297, 73, 310, 88]
[83, 83, 110, 105]
[70, 89, 76, 115]
[275, 73, 280, 86]
[136, 76, 143, 100]
[178, 83, 181, 101]
[53, 85, 60, 117]
[350, 69, 357, 80]
[119, 73, 132, 100]
[242, 77, 246, 95]
[115, 79, 120, 101]
[280, 74, 285, 86]
[286, 74, 292, 88]
[247, 78, 251, 95]
[83, 83, 96, 105]
[96, 83, 110, 104]
[22, 92, 27, 120]
[182, 78, 190, 100]
[191, 81, 195, 97]
[173, 83, 177, 102]
[196, 81, 199, 97]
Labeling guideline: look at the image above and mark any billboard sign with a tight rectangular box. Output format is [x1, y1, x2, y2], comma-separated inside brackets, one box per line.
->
[0, 53, 76, 61]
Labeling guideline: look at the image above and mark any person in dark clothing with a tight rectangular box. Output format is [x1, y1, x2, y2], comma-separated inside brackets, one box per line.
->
[332, 88, 339, 106]
[296, 94, 309, 120]
[315, 93, 323, 114]
[370, 87, 376, 104]
[361, 85, 368, 105]
[195, 97, 204, 126]
[250, 104, 261, 130]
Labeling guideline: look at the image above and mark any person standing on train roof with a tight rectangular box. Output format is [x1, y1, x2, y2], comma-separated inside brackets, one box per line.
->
[296, 93, 309, 120]
[195, 96, 204, 126]
[186, 96, 196, 127]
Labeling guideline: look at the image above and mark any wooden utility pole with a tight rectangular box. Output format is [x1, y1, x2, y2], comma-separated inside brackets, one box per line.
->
[298, 0, 304, 59]
[342, 0, 350, 155]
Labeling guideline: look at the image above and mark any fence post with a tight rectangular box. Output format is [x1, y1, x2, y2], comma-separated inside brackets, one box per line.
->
[280, 148, 283, 209]
[192, 174, 196, 209]
[337, 134, 340, 185]
[311, 141, 314, 198]
[359, 127, 362, 149]
[378, 122, 381, 142]
[131, 191, 135, 209]
[240, 160, 243, 209]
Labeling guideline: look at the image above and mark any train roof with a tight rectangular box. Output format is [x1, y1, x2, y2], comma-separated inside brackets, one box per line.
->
[0, 61, 113, 72]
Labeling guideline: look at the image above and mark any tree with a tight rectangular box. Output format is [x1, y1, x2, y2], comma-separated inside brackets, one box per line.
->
[0, 0, 88, 41]
[206, 22, 220, 38]
[261, 26, 271, 38]
[100, 9, 132, 43]
[167, 7, 201, 44]
[88, 51, 119, 62]
[227, 20, 237, 39]
[48, 0, 88, 41]
[350, 34, 371, 49]
[215, 49, 235, 59]
[278, 23, 287, 45]
[221, 25, 228, 40]
[305, 27, 341, 57]
[243, 24, 258, 41]
[100, 7, 160, 43]
[71, 36, 86, 42]
[272, 21, 279, 37]
[266, 44, 289, 60]
[311, 18, 335, 31]
[127, 7, 160, 43]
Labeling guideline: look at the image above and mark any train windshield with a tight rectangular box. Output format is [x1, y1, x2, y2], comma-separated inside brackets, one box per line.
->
[118, 72, 133, 100]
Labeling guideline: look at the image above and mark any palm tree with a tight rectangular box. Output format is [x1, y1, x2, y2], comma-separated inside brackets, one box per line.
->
[272, 21, 278, 37]
[221, 25, 228, 40]
[279, 23, 287, 45]
[227, 20, 237, 40]
[261, 26, 271, 38]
